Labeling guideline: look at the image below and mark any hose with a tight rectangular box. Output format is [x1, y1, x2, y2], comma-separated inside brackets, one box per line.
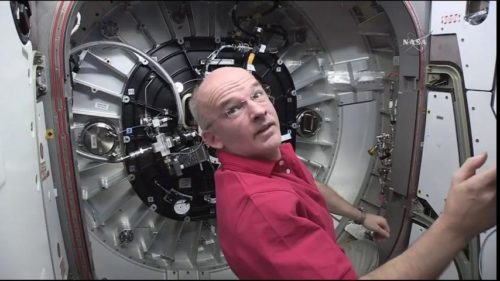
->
[70, 41, 185, 127]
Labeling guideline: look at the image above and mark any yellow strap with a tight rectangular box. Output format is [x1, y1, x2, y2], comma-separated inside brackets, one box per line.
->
[247, 52, 255, 65]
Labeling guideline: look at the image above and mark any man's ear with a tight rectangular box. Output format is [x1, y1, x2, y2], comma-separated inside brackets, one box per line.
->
[202, 130, 224, 150]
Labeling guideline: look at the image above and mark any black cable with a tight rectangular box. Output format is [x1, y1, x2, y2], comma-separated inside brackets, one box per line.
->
[179, 43, 201, 79]
[129, 100, 164, 113]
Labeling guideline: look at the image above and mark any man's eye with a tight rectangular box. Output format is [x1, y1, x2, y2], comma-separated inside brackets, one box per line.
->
[226, 105, 241, 116]
[251, 91, 264, 100]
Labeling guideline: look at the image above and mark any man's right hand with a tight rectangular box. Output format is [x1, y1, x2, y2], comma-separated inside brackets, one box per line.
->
[361, 153, 496, 280]
[441, 152, 497, 241]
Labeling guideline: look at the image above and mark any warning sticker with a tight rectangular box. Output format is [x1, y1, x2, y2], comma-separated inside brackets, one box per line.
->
[95, 102, 110, 111]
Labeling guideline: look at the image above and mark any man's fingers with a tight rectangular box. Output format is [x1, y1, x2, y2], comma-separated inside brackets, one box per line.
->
[376, 218, 391, 234]
[373, 228, 390, 240]
[453, 152, 488, 183]
[382, 222, 391, 234]
[464, 164, 497, 190]
[373, 223, 390, 239]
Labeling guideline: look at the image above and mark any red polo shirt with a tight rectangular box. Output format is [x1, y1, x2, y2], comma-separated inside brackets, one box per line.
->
[215, 143, 357, 279]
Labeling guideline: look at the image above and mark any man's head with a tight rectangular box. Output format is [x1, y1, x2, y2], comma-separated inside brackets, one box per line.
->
[189, 67, 282, 161]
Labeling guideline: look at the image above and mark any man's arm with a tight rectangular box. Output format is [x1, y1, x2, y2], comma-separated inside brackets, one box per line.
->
[315, 181, 390, 239]
[315, 180, 361, 219]
[361, 153, 496, 279]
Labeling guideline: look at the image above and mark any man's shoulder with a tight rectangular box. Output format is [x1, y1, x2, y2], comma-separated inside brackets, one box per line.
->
[215, 169, 300, 201]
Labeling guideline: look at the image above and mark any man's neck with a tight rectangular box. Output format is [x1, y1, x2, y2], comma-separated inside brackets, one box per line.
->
[221, 147, 282, 162]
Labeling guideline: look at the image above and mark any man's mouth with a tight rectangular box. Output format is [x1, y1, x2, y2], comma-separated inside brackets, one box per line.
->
[255, 123, 274, 136]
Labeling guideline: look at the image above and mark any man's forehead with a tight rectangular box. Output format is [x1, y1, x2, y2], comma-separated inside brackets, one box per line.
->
[198, 67, 256, 99]
[203, 67, 252, 86]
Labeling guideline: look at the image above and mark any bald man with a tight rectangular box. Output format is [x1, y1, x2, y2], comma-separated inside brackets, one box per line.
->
[189, 67, 496, 279]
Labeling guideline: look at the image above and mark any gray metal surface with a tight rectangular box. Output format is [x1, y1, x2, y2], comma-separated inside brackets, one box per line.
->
[0, 2, 56, 277]
[36, 101, 70, 279]
[327, 101, 378, 207]
[378, 1, 421, 197]
[429, 35, 462, 68]
[479, 227, 497, 280]
[430, 1, 497, 91]
[370, 2, 425, 262]
[42, 1, 96, 278]
[418, 91, 459, 215]
[467, 91, 497, 173]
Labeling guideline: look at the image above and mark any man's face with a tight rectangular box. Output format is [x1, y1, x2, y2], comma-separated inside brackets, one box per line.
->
[198, 67, 282, 161]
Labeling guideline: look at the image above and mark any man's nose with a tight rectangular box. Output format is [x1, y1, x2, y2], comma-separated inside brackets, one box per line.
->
[246, 100, 267, 120]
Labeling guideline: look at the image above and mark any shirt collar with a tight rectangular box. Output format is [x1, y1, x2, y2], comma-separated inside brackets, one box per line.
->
[217, 143, 294, 176]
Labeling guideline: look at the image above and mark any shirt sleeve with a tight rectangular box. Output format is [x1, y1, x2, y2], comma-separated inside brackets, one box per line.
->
[230, 189, 358, 279]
